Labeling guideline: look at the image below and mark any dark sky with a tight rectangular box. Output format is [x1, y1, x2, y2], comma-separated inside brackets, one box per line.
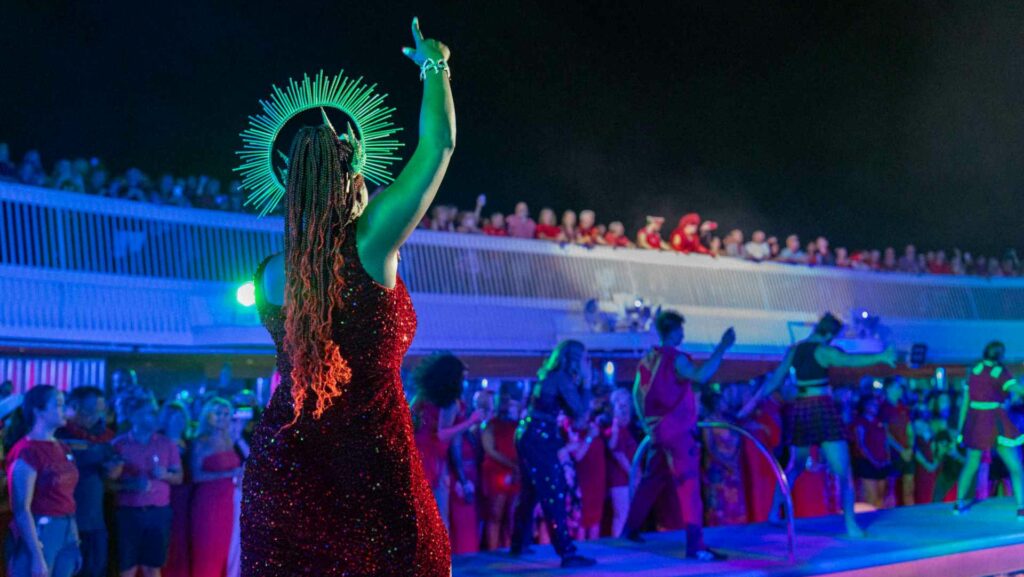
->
[3, 1, 1023, 255]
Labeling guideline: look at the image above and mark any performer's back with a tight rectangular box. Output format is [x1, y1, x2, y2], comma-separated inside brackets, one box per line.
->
[241, 223, 450, 576]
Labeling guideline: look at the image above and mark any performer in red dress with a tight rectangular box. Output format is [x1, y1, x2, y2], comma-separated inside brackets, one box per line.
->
[448, 392, 489, 555]
[606, 388, 637, 537]
[622, 310, 735, 561]
[191, 398, 242, 577]
[669, 213, 710, 254]
[573, 409, 607, 540]
[481, 390, 520, 550]
[241, 18, 458, 576]
[954, 341, 1024, 519]
[740, 388, 782, 523]
[411, 354, 484, 529]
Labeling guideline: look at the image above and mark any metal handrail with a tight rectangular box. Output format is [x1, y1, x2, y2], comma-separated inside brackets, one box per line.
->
[629, 421, 795, 563]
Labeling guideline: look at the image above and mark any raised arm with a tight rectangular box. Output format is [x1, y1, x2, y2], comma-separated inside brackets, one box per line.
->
[738, 345, 796, 419]
[815, 344, 896, 369]
[358, 18, 456, 267]
[675, 327, 736, 386]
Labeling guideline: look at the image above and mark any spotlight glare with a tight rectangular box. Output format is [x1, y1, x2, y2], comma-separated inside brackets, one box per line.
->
[237, 281, 256, 307]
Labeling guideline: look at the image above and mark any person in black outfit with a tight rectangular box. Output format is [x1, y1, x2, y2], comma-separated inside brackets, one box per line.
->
[510, 340, 596, 568]
[741, 313, 895, 537]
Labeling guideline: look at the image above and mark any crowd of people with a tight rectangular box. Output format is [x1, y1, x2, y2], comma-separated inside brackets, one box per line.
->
[4, 142, 1022, 279]
[0, 372, 254, 577]
[421, 200, 1024, 278]
[406, 349, 1024, 559]
[0, 347, 1019, 573]
[0, 143, 246, 212]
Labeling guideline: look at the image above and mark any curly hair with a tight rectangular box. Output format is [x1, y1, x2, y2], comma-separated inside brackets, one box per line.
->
[282, 125, 364, 423]
[412, 352, 466, 409]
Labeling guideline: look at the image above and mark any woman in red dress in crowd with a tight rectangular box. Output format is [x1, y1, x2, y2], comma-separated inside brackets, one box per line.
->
[447, 390, 490, 555]
[670, 213, 709, 254]
[535, 208, 562, 241]
[851, 396, 890, 509]
[160, 401, 192, 577]
[954, 341, 1024, 519]
[606, 388, 636, 537]
[603, 221, 635, 248]
[191, 398, 242, 577]
[242, 19, 458, 576]
[411, 353, 484, 529]
[636, 216, 670, 250]
[912, 417, 940, 505]
[740, 386, 782, 523]
[481, 390, 520, 550]
[573, 399, 607, 540]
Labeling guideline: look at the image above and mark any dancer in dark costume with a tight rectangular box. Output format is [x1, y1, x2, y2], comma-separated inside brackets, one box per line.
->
[509, 340, 597, 568]
[241, 18, 457, 576]
[742, 313, 895, 537]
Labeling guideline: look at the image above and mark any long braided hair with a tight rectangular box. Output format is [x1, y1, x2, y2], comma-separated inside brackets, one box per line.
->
[282, 125, 365, 422]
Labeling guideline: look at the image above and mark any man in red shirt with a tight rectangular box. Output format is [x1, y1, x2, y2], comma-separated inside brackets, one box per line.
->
[111, 396, 183, 577]
[622, 311, 735, 561]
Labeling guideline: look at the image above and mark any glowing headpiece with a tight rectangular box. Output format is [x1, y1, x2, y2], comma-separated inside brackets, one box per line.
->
[235, 70, 403, 216]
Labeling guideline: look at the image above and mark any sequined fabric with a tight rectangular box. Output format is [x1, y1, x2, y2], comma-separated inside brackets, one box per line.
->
[241, 221, 450, 576]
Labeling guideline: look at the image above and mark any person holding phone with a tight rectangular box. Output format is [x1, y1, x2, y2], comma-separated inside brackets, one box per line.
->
[111, 396, 182, 577]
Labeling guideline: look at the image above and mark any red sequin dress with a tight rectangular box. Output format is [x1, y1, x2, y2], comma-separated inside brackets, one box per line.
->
[242, 223, 450, 576]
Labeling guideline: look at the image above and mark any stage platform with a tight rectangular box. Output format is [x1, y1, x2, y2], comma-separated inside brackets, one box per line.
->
[453, 498, 1024, 577]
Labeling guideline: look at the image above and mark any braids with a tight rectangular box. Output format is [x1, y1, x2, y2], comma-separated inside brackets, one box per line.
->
[282, 125, 363, 423]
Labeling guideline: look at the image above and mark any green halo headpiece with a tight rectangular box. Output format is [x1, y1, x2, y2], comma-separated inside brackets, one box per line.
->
[235, 70, 404, 216]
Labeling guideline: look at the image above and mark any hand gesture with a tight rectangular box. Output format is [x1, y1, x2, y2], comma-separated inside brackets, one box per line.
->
[720, 327, 737, 350]
[476, 194, 486, 208]
[401, 18, 451, 65]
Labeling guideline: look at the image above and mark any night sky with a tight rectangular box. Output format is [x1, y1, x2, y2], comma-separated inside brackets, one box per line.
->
[3, 1, 1023, 255]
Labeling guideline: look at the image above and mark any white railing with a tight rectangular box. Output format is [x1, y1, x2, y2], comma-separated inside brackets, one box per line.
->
[3, 181, 1024, 357]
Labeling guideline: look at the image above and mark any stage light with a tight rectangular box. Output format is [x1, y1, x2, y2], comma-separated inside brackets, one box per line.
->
[872, 379, 883, 390]
[236, 281, 256, 307]
[935, 367, 946, 388]
[861, 310, 869, 319]
[481, 378, 489, 389]
[603, 361, 616, 384]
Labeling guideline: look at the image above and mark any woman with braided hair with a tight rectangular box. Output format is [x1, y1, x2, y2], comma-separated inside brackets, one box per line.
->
[241, 18, 456, 576]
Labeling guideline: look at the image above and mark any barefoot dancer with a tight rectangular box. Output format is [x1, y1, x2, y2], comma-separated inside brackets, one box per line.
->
[741, 313, 895, 537]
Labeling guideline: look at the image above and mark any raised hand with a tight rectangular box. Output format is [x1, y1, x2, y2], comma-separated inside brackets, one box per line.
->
[401, 17, 451, 65]
[720, 327, 737, 350]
